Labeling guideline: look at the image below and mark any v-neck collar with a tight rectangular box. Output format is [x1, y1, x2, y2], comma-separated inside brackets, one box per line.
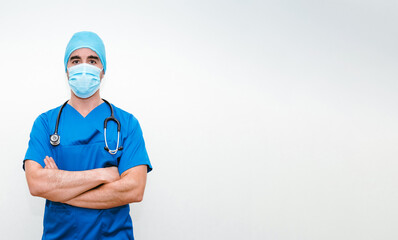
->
[66, 102, 107, 119]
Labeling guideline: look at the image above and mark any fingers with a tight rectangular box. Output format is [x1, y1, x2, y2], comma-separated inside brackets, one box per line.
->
[44, 156, 59, 169]
[103, 166, 121, 183]
[49, 157, 58, 169]
[44, 157, 50, 168]
[48, 157, 58, 169]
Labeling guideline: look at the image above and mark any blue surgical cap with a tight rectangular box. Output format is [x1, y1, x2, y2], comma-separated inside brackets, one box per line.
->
[64, 31, 107, 73]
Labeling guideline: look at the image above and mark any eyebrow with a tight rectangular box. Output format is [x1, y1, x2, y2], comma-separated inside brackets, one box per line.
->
[87, 55, 99, 60]
[69, 55, 81, 60]
[69, 55, 99, 61]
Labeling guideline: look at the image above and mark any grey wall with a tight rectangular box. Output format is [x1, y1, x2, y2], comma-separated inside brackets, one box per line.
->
[0, 0, 397, 239]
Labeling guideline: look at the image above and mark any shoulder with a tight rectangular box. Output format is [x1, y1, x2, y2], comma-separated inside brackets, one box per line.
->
[42, 105, 63, 119]
[34, 105, 62, 124]
[111, 104, 141, 133]
[30, 104, 63, 133]
[112, 105, 139, 123]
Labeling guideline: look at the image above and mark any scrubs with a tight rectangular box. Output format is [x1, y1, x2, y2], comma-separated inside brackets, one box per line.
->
[24, 102, 152, 240]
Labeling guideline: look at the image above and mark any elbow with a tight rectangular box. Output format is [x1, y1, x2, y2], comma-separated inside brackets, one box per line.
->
[26, 176, 50, 199]
[25, 164, 47, 198]
[28, 187, 38, 197]
[27, 183, 44, 197]
[125, 191, 144, 203]
[26, 176, 41, 196]
[26, 175, 48, 198]
[28, 183, 68, 202]
[134, 193, 144, 203]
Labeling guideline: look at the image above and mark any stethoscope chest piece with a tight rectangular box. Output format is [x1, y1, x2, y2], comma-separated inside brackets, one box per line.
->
[50, 134, 60, 146]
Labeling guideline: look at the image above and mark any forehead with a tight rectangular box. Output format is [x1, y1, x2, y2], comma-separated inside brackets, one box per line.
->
[69, 48, 99, 59]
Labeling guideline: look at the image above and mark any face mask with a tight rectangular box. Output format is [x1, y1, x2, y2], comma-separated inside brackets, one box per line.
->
[68, 63, 102, 98]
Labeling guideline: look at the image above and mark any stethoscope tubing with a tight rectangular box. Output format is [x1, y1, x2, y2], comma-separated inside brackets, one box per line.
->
[50, 99, 122, 155]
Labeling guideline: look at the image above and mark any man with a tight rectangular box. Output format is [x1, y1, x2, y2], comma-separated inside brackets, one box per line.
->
[23, 31, 152, 239]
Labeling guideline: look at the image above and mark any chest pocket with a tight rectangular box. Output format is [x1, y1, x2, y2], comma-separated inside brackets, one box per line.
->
[53, 141, 121, 171]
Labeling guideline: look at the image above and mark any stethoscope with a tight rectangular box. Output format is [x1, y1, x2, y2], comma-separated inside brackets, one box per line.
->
[49, 99, 123, 155]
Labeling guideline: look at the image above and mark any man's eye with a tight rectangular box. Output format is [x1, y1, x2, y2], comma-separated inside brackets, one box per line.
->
[89, 60, 96, 64]
[72, 60, 79, 64]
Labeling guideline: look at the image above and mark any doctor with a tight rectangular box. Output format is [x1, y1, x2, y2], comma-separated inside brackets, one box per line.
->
[24, 31, 152, 240]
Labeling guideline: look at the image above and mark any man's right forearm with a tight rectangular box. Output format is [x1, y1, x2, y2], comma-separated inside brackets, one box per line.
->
[25, 160, 119, 202]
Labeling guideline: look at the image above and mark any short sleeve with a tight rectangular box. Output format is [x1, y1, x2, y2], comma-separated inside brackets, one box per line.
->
[23, 114, 53, 170]
[118, 116, 152, 175]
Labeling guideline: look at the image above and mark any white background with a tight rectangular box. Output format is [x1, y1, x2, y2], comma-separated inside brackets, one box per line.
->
[0, 0, 397, 239]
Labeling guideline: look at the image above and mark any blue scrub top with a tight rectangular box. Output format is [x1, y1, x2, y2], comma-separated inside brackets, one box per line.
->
[24, 102, 152, 240]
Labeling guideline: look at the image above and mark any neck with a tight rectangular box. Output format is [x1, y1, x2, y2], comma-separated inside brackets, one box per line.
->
[68, 90, 103, 117]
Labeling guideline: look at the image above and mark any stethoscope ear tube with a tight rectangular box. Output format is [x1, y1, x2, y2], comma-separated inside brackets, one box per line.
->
[103, 112, 122, 154]
[104, 129, 122, 155]
[104, 116, 121, 131]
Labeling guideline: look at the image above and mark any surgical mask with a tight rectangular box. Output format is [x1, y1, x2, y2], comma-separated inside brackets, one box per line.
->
[67, 63, 102, 98]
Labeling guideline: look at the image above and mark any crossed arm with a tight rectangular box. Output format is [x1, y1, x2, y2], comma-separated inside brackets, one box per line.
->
[24, 157, 147, 209]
